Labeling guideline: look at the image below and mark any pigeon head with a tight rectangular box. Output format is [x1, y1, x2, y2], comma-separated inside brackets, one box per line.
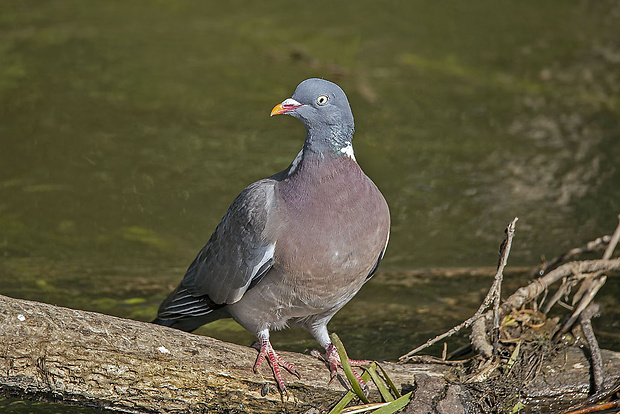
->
[271, 78, 355, 155]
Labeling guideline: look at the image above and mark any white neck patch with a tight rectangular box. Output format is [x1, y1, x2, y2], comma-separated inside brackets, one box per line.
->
[340, 141, 356, 161]
[287, 149, 304, 176]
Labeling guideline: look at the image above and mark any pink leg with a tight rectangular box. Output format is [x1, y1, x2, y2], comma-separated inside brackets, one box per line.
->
[253, 336, 300, 392]
[323, 343, 370, 393]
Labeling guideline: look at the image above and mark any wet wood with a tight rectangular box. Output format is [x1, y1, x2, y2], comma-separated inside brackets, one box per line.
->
[1, 294, 619, 413]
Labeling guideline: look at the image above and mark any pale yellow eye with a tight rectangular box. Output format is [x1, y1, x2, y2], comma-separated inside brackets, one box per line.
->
[316, 95, 329, 106]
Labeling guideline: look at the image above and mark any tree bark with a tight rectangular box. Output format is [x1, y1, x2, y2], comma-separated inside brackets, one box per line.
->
[0, 294, 618, 413]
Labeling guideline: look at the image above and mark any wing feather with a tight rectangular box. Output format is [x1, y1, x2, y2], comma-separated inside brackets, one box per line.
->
[156, 179, 277, 324]
[180, 178, 277, 304]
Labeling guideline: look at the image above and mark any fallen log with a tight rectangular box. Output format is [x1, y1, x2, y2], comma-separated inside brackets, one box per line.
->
[1, 294, 619, 413]
[0, 293, 449, 413]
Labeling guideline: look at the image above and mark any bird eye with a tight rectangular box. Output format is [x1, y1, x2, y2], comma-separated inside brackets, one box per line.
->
[316, 95, 329, 106]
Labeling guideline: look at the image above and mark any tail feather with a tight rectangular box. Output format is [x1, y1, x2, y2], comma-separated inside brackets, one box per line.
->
[153, 284, 227, 332]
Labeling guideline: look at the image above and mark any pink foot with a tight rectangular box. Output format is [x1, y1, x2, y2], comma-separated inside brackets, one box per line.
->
[253, 338, 300, 392]
[316, 343, 371, 393]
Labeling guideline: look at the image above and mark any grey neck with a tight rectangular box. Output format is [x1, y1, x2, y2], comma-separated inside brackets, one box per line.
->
[282, 124, 356, 178]
[303, 122, 355, 158]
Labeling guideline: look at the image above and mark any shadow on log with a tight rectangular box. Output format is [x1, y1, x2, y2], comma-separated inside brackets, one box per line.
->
[0, 293, 619, 413]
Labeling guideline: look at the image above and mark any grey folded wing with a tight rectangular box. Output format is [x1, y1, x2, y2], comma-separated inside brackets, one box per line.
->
[157, 179, 277, 320]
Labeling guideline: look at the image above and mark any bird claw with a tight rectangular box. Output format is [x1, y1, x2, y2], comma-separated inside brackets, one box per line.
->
[312, 343, 371, 394]
[253, 339, 300, 393]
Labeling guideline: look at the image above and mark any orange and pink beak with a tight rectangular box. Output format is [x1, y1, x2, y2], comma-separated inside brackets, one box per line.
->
[270, 98, 303, 116]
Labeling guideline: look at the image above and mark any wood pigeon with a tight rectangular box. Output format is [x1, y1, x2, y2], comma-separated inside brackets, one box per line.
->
[153, 78, 391, 392]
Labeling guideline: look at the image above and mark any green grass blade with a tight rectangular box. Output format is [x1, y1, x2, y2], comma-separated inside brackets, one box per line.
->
[364, 363, 394, 402]
[376, 363, 402, 398]
[511, 401, 525, 413]
[341, 403, 390, 413]
[329, 392, 357, 414]
[329, 369, 373, 414]
[331, 333, 370, 404]
[506, 341, 521, 372]
[370, 391, 413, 414]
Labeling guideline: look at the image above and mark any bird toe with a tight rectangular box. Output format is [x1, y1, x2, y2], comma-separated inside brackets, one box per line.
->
[254, 338, 300, 393]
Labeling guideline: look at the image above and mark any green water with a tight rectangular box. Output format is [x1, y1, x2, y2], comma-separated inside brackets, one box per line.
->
[1, 1, 619, 412]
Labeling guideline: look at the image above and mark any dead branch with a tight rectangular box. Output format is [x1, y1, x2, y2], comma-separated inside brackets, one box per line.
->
[553, 216, 620, 337]
[602, 215, 620, 260]
[534, 214, 620, 277]
[534, 236, 612, 277]
[464, 217, 620, 412]
[476, 217, 518, 358]
[562, 401, 620, 414]
[500, 258, 620, 315]
[557, 381, 620, 414]
[399, 218, 519, 361]
[578, 303, 603, 394]
[399, 217, 620, 413]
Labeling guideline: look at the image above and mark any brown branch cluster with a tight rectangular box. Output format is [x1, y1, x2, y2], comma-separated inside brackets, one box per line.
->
[400, 217, 620, 361]
[399, 215, 620, 413]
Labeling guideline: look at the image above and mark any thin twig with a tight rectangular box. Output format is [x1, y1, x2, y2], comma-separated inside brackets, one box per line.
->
[535, 216, 618, 277]
[557, 380, 620, 414]
[398, 316, 474, 361]
[537, 217, 619, 315]
[399, 218, 518, 361]
[579, 303, 603, 394]
[553, 216, 620, 337]
[499, 259, 620, 318]
[470, 218, 518, 358]
[492, 217, 518, 354]
[542, 276, 577, 314]
[560, 400, 620, 414]
[556, 275, 607, 338]
[602, 214, 620, 260]
[534, 236, 611, 277]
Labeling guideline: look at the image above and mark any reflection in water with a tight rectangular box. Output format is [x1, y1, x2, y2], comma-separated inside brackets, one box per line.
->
[1, 1, 619, 412]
